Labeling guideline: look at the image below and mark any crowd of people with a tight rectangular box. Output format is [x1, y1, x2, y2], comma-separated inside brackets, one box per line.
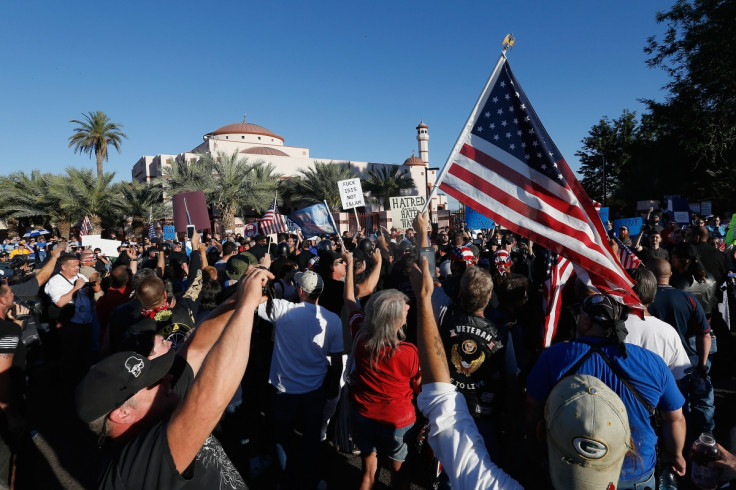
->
[1, 208, 736, 489]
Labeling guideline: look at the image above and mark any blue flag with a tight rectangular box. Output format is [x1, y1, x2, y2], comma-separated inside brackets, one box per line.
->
[288, 203, 337, 236]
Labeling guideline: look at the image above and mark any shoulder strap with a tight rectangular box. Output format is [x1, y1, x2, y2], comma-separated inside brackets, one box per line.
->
[566, 340, 656, 416]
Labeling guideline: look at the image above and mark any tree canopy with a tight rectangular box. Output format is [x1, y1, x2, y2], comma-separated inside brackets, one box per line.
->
[68, 111, 127, 179]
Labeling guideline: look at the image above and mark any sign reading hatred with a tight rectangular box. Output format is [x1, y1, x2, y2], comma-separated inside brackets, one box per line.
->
[389, 196, 426, 229]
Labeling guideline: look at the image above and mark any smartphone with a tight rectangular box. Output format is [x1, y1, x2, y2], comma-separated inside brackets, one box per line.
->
[186, 225, 195, 240]
[418, 247, 436, 280]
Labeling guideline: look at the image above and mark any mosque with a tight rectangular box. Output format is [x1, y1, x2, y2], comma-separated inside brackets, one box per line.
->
[132, 119, 448, 230]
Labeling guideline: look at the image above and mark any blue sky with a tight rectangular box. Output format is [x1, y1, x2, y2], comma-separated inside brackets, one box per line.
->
[0, 1, 673, 209]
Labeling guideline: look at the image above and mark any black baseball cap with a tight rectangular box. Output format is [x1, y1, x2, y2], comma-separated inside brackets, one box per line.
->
[75, 350, 175, 424]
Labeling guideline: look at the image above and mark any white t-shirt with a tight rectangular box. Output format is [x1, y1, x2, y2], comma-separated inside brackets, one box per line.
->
[258, 299, 343, 394]
[625, 315, 691, 380]
[45, 273, 88, 305]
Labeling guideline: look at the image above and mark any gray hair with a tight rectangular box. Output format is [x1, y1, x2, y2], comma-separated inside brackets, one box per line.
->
[361, 289, 409, 368]
[628, 267, 657, 305]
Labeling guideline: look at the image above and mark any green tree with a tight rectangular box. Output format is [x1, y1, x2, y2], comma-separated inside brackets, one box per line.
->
[46, 168, 116, 236]
[68, 111, 127, 179]
[643, 0, 736, 199]
[109, 179, 169, 239]
[0, 171, 54, 234]
[361, 164, 416, 210]
[288, 162, 357, 211]
[163, 151, 282, 231]
[576, 110, 641, 206]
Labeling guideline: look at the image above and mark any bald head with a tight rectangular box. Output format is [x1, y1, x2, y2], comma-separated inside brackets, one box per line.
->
[646, 257, 671, 284]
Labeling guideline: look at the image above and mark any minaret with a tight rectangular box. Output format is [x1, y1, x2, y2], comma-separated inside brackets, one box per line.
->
[416, 120, 429, 164]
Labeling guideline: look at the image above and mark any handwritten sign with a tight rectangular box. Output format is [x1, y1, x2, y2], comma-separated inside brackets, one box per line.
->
[163, 225, 176, 240]
[389, 195, 426, 229]
[613, 217, 644, 237]
[465, 206, 494, 230]
[338, 179, 365, 210]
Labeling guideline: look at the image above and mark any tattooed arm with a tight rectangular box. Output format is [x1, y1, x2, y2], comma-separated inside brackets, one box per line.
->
[410, 256, 450, 384]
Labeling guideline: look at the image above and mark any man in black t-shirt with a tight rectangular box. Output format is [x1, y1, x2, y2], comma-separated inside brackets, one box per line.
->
[75, 266, 273, 489]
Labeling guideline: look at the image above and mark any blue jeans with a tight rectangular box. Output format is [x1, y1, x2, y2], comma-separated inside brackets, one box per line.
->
[682, 371, 715, 435]
[271, 385, 326, 490]
[618, 469, 655, 490]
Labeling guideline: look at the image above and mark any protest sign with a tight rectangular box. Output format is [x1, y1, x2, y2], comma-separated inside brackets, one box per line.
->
[172, 191, 210, 232]
[81, 235, 122, 257]
[243, 223, 258, 238]
[338, 179, 365, 210]
[636, 200, 659, 211]
[389, 196, 426, 229]
[668, 198, 690, 224]
[598, 207, 609, 225]
[465, 205, 494, 230]
[701, 201, 712, 216]
[162, 225, 176, 240]
[689, 202, 701, 214]
[614, 217, 644, 237]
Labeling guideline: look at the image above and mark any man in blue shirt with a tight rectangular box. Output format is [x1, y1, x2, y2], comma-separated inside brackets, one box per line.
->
[526, 294, 686, 489]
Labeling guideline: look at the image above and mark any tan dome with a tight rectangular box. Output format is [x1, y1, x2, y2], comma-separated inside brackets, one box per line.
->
[416, 121, 428, 129]
[240, 146, 289, 156]
[403, 155, 425, 167]
[210, 122, 284, 142]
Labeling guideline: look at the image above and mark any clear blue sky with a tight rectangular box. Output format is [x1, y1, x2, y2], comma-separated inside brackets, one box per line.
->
[0, 1, 673, 209]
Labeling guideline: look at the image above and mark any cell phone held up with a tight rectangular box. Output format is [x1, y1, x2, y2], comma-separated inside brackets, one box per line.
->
[186, 225, 195, 240]
[418, 247, 436, 280]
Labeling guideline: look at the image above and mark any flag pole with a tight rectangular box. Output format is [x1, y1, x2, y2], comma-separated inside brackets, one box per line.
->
[420, 37, 514, 215]
[323, 200, 345, 251]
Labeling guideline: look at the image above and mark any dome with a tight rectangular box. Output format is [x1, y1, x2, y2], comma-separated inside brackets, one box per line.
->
[210, 122, 284, 142]
[403, 154, 425, 167]
[240, 146, 289, 157]
[416, 120, 428, 130]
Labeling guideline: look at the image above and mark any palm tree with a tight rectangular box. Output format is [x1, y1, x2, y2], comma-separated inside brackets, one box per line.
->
[288, 161, 358, 211]
[362, 164, 416, 210]
[0, 170, 54, 235]
[68, 111, 127, 179]
[163, 151, 282, 231]
[109, 179, 169, 239]
[45, 168, 116, 236]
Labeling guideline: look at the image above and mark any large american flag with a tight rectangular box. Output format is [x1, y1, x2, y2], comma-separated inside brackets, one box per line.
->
[80, 214, 92, 236]
[436, 56, 640, 310]
[542, 251, 574, 348]
[260, 198, 288, 236]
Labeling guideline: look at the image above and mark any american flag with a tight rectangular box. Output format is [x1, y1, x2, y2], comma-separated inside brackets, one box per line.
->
[148, 220, 156, 239]
[436, 56, 640, 310]
[612, 235, 642, 269]
[80, 214, 92, 236]
[542, 250, 574, 348]
[260, 198, 288, 236]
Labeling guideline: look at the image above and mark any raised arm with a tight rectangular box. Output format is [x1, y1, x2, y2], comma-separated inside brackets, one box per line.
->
[168, 267, 272, 473]
[34, 241, 65, 287]
[355, 247, 382, 299]
[410, 256, 449, 384]
[414, 211, 430, 248]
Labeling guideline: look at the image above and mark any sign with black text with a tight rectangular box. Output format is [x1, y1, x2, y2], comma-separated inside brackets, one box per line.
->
[389, 195, 426, 229]
[338, 179, 365, 210]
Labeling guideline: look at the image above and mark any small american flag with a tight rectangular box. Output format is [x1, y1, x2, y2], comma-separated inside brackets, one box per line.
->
[542, 250, 574, 348]
[260, 198, 288, 236]
[148, 220, 156, 239]
[435, 56, 641, 311]
[80, 214, 92, 236]
[612, 235, 642, 270]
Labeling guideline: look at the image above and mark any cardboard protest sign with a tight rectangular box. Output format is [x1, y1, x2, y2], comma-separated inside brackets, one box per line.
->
[465, 205, 494, 230]
[81, 235, 122, 257]
[389, 196, 426, 230]
[172, 191, 210, 232]
[636, 200, 659, 211]
[338, 179, 365, 210]
[614, 217, 644, 237]
[668, 198, 690, 224]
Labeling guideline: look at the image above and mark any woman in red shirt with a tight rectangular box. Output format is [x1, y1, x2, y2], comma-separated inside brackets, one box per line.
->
[349, 288, 421, 490]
